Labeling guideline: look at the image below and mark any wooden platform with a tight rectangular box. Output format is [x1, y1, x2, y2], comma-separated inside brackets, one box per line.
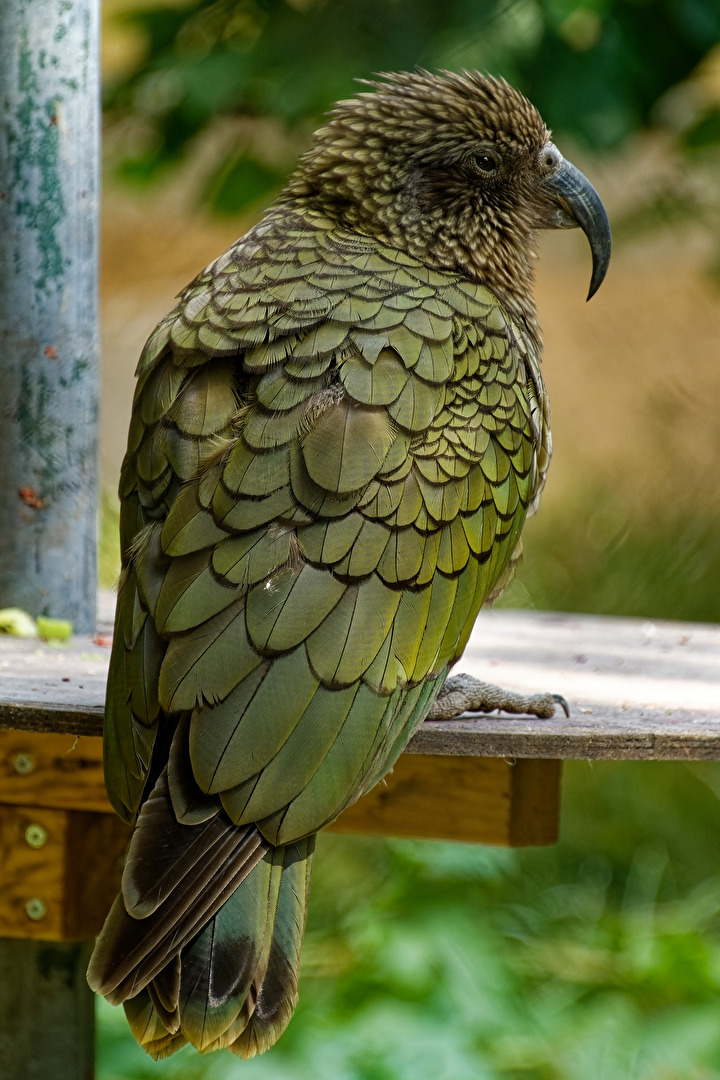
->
[1, 600, 718, 760]
[0, 601, 717, 947]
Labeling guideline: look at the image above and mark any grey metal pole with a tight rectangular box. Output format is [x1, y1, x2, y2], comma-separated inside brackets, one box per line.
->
[0, 0, 100, 634]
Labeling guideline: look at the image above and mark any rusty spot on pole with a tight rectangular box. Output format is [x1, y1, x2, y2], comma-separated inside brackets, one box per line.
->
[18, 487, 47, 510]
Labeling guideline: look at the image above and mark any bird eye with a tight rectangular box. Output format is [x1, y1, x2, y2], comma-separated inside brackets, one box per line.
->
[473, 152, 500, 176]
[539, 144, 562, 173]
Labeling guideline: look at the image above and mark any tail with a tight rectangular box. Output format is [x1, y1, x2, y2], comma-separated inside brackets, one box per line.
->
[87, 769, 315, 1058]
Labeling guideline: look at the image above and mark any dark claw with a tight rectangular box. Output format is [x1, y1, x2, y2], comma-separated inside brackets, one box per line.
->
[552, 693, 570, 718]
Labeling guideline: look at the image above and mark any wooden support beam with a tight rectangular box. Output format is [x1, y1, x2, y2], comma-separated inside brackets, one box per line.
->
[0, 802, 129, 942]
[0, 731, 110, 816]
[0, 730, 560, 847]
[331, 754, 560, 846]
[0, 729, 560, 944]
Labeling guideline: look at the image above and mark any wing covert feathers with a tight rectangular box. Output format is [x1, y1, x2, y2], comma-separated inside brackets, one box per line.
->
[93, 202, 549, 1057]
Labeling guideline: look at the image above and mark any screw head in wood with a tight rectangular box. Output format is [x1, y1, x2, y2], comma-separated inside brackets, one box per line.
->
[25, 824, 48, 849]
[12, 752, 35, 774]
[25, 898, 47, 921]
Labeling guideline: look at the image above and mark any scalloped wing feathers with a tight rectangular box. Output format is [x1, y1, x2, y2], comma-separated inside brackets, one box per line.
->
[108, 207, 548, 829]
[93, 203, 549, 1057]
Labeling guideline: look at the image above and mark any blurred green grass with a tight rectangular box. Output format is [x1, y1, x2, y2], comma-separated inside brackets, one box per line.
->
[97, 496, 720, 1079]
[501, 490, 720, 624]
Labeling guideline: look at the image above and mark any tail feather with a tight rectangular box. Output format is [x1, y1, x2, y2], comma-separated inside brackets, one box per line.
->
[170, 837, 315, 1054]
[88, 770, 315, 1057]
[90, 826, 267, 1002]
[146, 955, 181, 1033]
[176, 853, 277, 1051]
[229, 839, 313, 1058]
[124, 990, 187, 1058]
[122, 768, 239, 917]
[149, 954, 181, 1017]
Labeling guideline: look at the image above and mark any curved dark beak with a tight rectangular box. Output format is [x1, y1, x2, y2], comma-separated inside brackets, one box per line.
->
[545, 158, 611, 301]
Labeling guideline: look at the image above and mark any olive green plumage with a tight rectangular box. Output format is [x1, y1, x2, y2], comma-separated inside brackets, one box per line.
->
[88, 69, 609, 1059]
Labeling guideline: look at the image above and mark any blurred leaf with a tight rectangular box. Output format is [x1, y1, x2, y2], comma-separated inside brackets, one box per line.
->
[98, 493, 120, 589]
[203, 153, 284, 213]
[683, 106, 720, 149]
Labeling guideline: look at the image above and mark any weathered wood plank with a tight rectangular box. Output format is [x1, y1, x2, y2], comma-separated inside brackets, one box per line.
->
[0, 732, 108, 814]
[0, 604, 717, 760]
[0, 636, 108, 735]
[413, 610, 720, 761]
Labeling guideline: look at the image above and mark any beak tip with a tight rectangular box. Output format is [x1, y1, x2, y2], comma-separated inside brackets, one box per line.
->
[585, 239, 612, 301]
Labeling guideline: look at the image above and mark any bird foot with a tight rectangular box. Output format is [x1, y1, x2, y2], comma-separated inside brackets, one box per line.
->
[426, 673, 569, 721]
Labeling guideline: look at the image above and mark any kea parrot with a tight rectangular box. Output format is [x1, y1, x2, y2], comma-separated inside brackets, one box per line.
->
[88, 70, 611, 1058]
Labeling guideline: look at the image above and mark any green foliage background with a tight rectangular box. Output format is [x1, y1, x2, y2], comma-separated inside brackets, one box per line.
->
[98, 2, 720, 1076]
[105, 0, 720, 214]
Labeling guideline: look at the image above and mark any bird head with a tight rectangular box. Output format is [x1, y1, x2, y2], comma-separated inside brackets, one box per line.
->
[284, 70, 610, 311]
